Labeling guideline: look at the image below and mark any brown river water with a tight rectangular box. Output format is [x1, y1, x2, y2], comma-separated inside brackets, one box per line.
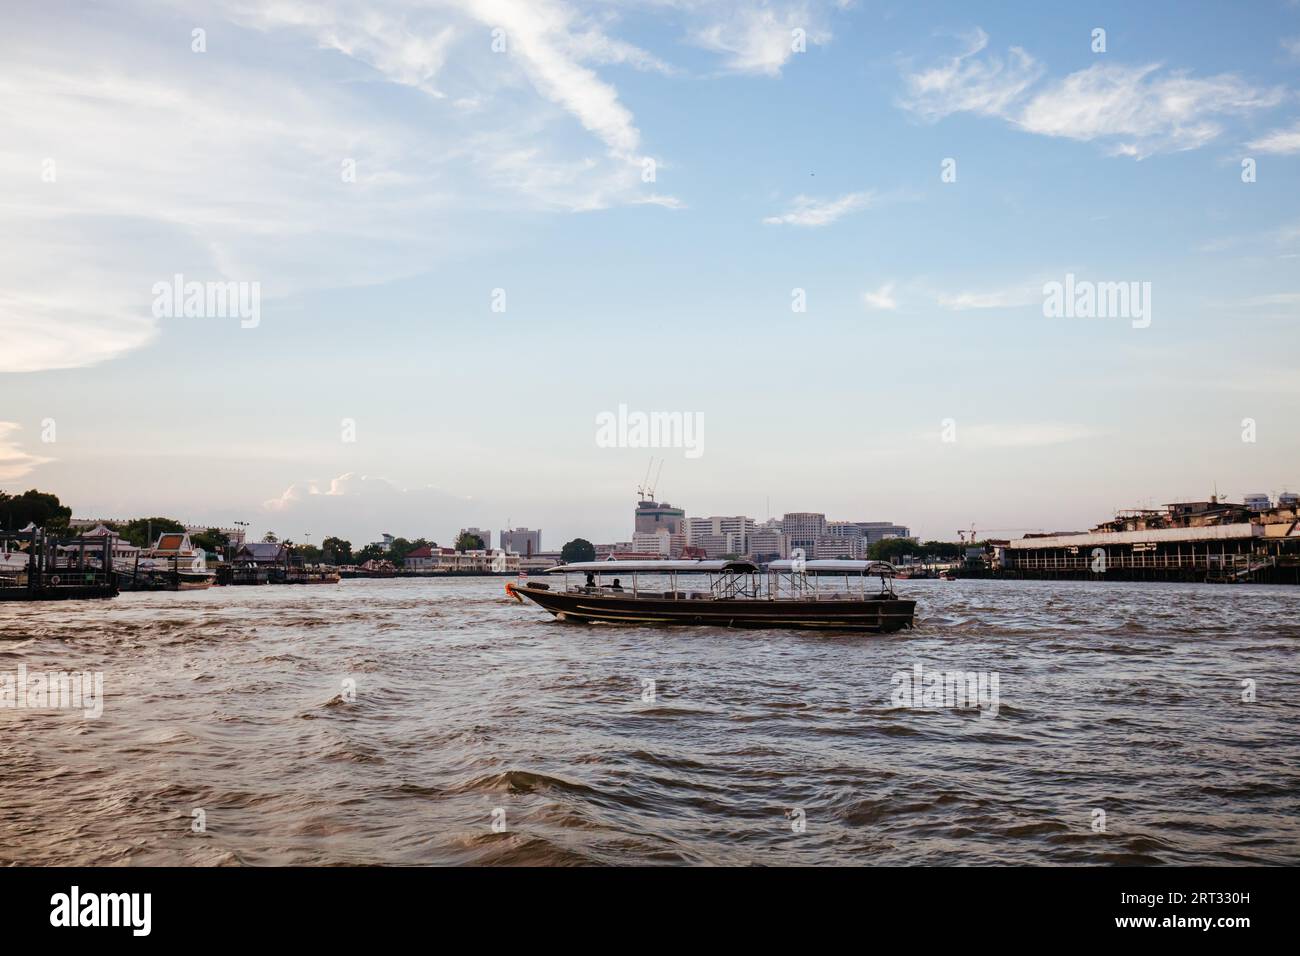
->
[1, 577, 1297, 866]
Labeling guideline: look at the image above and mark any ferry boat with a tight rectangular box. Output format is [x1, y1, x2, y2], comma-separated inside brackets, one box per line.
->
[506, 559, 915, 632]
[124, 532, 216, 591]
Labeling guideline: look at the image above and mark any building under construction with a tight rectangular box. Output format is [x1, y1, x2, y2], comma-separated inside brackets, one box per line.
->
[995, 495, 1300, 584]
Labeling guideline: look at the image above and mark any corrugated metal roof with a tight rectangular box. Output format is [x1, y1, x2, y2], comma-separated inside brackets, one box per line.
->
[1003, 523, 1262, 549]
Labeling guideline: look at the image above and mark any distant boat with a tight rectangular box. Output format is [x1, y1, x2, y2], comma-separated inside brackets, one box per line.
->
[126, 531, 216, 590]
[506, 559, 915, 633]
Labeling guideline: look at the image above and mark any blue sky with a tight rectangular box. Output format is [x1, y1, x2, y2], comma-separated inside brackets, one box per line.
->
[2, 0, 1299, 546]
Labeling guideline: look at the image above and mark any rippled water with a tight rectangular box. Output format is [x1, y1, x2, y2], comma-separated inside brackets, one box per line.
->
[1, 577, 1297, 865]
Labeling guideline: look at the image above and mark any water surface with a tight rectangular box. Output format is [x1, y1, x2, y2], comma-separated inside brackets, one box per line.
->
[1, 578, 1297, 865]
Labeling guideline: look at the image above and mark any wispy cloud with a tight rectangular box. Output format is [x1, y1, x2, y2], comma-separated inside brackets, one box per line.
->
[901, 28, 1042, 121]
[0, 424, 53, 482]
[935, 281, 1040, 311]
[0, 0, 679, 374]
[688, 2, 832, 76]
[862, 282, 898, 310]
[901, 29, 1283, 158]
[763, 191, 874, 226]
[1247, 121, 1300, 154]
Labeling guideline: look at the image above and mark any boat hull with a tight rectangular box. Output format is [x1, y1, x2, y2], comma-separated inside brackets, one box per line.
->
[511, 585, 915, 632]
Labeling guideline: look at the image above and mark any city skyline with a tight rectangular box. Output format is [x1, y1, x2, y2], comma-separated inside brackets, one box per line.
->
[3, 1, 1299, 546]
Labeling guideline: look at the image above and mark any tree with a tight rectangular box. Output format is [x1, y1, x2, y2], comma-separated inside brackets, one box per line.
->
[321, 536, 353, 565]
[868, 537, 919, 562]
[391, 537, 431, 564]
[120, 517, 185, 548]
[918, 540, 963, 561]
[0, 489, 72, 532]
[353, 543, 386, 564]
[561, 538, 595, 563]
[296, 544, 324, 564]
[262, 531, 279, 543]
[454, 532, 484, 552]
[191, 528, 230, 556]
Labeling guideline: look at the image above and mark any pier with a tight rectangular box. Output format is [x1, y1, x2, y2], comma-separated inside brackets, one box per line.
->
[995, 505, 1300, 584]
[0, 529, 118, 601]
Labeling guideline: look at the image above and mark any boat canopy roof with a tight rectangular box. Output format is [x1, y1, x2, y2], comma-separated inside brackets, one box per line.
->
[545, 559, 760, 574]
[767, 559, 899, 576]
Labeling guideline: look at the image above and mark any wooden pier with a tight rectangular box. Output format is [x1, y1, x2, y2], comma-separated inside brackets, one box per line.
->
[0, 529, 118, 601]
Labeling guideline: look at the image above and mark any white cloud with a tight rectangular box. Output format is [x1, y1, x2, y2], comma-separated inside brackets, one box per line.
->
[0, 0, 679, 374]
[763, 191, 874, 226]
[935, 282, 1040, 311]
[1247, 121, 1300, 154]
[0, 423, 53, 482]
[901, 30, 1283, 158]
[260, 472, 493, 545]
[1019, 64, 1282, 157]
[689, 2, 831, 76]
[861, 282, 897, 310]
[901, 28, 1041, 121]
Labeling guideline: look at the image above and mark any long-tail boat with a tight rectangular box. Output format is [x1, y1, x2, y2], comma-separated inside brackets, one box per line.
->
[505, 559, 915, 632]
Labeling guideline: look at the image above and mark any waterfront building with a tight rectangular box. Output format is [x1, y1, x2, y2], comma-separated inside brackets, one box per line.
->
[999, 497, 1300, 584]
[234, 542, 290, 566]
[500, 527, 541, 556]
[595, 542, 637, 559]
[412, 547, 519, 573]
[781, 512, 827, 553]
[404, 545, 436, 570]
[685, 516, 755, 555]
[747, 528, 790, 561]
[635, 500, 685, 536]
[68, 518, 247, 548]
[829, 520, 911, 544]
[632, 530, 687, 557]
[813, 534, 863, 559]
[80, 523, 141, 566]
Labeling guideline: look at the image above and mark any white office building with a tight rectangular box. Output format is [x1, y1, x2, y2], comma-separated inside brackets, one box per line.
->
[500, 527, 541, 556]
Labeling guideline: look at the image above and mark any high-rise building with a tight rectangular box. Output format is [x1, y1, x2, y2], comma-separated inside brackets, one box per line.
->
[500, 528, 541, 556]
[781, 512, 827, 553]
[635, 499, 685, 535]
[814, 535, 863, 559]
[632, 530, 686, 557]
[828, 520, 911, 544]
[747, 528, 789, 560]
[685, 516, 755, 555]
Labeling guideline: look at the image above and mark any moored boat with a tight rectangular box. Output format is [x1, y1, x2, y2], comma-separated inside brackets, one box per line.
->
[506, 559, 915, 632]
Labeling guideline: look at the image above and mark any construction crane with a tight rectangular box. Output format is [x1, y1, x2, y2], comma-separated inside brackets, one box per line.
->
[636, 459, 653, 501]
[636, 457, 665, 502]
[648, 459, 664, 500]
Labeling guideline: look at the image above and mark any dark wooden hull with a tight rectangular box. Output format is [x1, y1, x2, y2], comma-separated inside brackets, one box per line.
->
[512, 585, 915, 632]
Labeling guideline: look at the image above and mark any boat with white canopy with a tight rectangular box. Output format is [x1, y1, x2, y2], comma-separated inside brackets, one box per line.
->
[505, 558, 915, 632]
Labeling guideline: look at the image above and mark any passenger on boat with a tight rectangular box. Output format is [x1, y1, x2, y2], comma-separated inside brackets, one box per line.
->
[610, 578, 624, 591]
[585, 572, 596, 589]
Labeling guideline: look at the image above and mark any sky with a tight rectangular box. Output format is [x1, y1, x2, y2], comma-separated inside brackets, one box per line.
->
[2, 0, 1299, 548]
